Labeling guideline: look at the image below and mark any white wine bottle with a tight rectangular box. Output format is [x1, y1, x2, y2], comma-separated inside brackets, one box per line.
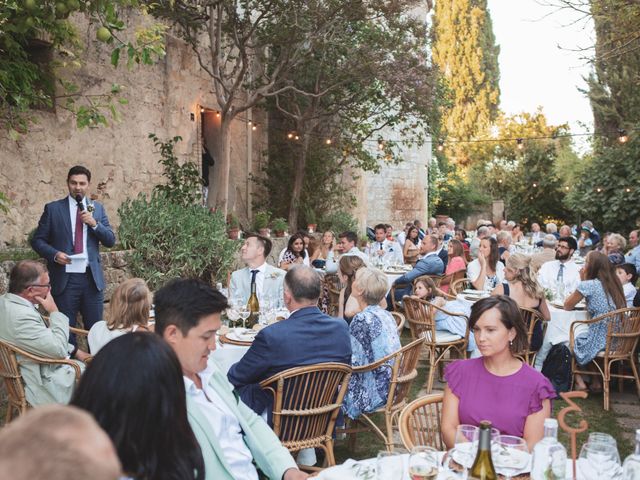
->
[469, 421, 498, 480]
[246, 282, 260, 328]
[531, 418, 567, 480]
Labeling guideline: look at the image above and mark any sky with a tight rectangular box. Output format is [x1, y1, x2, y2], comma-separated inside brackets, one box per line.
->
[487, 0, 595, 135]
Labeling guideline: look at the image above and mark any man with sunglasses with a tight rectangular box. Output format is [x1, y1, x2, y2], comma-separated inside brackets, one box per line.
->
[537, 236, 581, 294]
[0, 261, 89, 406]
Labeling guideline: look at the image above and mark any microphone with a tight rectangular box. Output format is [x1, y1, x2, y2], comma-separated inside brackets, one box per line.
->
[75, 194, 84, 211]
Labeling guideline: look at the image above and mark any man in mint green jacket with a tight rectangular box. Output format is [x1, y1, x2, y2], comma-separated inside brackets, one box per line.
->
[154, 278, 308, 480]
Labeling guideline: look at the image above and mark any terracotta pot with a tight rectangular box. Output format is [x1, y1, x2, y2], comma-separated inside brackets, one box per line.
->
[307, 224, 317, 234]
[258, 228, 271, 237]
[228, 227, 240, 240]
[275, 230, 286, 238]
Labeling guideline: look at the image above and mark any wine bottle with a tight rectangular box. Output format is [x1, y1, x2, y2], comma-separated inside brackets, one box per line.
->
[246, 281, 260, 328]
[622, 429, 640, 480]
[469, 421, 497, 480]
[531, 418, 567, 480]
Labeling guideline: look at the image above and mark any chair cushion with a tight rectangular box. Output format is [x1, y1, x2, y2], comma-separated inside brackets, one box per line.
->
[422, 330, 463, 343]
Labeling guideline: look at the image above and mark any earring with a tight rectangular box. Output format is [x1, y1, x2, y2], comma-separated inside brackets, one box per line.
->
[509, 340, 513, 347]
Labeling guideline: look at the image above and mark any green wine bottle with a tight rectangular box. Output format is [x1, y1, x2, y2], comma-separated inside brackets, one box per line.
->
[469, 421, 497, 480]
[246, 282, 260, 328]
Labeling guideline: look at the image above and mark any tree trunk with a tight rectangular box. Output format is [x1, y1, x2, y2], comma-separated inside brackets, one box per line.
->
[288, 132, 311, 230]
[211, 116, 232, 217]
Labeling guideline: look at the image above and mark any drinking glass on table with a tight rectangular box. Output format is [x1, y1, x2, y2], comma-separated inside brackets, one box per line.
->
[588, 432, 621, 464]
[376, 450, 404, 480]
[579, 441, 621, 480]
[238, 305, 250, 329]
[495, 435, 528, 480]
[226, 298, 242, 328]
[454, 424, 479, 470]
[409, 446, 439, 480]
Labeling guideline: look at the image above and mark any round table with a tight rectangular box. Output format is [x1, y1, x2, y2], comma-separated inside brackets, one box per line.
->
[533, 304, 589, 370]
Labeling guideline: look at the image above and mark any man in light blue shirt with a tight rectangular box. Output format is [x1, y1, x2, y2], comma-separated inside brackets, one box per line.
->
[625, 230, 640, 271]
[325, 231, 368, 274]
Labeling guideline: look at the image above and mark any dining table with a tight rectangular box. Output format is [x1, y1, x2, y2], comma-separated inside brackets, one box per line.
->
[533, 303, 589, 370]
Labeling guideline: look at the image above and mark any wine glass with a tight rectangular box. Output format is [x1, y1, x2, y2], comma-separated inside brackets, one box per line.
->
[495, 435, 528, 480]
[580, 441, 621, 479]
[454, 424, 479, 472]
[441, 449, 466, 480]
[225, 298, 241, 328]
[376, 450, 404, 480]
[588, 432, 621, 464]
[409, 446, 439, 480]
[238, 306, 250, 330]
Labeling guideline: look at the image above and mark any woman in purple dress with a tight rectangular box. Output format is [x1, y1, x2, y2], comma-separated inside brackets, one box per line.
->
[441, 296, 555, 450]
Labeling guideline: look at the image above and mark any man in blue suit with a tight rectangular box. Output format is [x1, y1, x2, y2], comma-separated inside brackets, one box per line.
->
[390, 234, 445, 302]
[228, 265, 352, 421]
[31, 166, 115, 335]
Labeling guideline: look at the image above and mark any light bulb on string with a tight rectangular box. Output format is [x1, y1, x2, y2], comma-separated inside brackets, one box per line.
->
[287, 132, 294, 139]
[252, 124, 257, 131]
[497, 179, 503, 184]
[596, 187, 602, 193]
[294, 135, 300, 141]
[325, 138, 332, 145]
[215, 111, 221, 118]
[618, 129, 629, 143]
[625, 187, 631, 193]
[378, 141, 384, 150]
[437, 140, 444, 152]
[532, 182, 538, 188]
[200, 107, 205, 113]
[516, 138, 524, 150]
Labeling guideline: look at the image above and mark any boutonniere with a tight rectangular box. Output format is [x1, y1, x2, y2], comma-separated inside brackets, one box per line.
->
[86, 201, 95, 214]
[268, 272, 281, 279]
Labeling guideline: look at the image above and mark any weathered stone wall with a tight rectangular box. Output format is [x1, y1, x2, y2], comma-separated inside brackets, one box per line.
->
[0, 10, 267, 247]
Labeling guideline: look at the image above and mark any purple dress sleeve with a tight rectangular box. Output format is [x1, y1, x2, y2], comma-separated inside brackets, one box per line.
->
[444, 359, 465, 397]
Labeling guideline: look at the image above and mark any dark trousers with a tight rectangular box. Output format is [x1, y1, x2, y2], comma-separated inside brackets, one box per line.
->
[54, 270, 103, 344]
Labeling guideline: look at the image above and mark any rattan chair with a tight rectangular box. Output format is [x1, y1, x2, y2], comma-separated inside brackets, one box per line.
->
[569, 307, 640, 410]
[437, 269, 466, 293]
[391, 311, 405, 334]
[449, 277, 471, 295]
[259, 362, 351, 468]
[390, 282, 411, 312]
[398, 393, 445, 451]
[517, 307, 547, 366]
[341, 337, 425, 452]
[0, 340, 83, 423]
[403, 296, 469, 393]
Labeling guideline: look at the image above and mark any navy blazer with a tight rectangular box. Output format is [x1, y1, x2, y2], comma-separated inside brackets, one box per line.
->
[31, 198, 116, 296]
[392, 253, 444, 300]
[227, 306, 352, 420]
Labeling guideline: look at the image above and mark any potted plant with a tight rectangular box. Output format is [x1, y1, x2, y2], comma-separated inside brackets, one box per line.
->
[304, 206, 317, 234]
[271, 217, 289, 238]
[252, 210, 271, 237]
[227, 213, 240, 240]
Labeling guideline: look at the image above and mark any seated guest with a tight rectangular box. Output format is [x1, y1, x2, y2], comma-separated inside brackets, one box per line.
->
[436, 236, 449, 269]
[564, 251, 626, 392]
[365, 223, 403, 264]
[228, 266, 351, 419]
[441, 296, 555, 449]
[454, 228, 470, 251]
[546, 222, 559, 239]
[0, 260, 89, 406]
[88, 278, 151, 354]
[469, 225, 489, 259]
[467, 237, 505, 292]
[0, 404, 121, 480]
[537, 236, 581, 294]
[396, 222, 414, 247]
[230, 234, 285, 303]
[155, 278, 308, 480]
[337, 255, 366, 322]
[391, 234, 445, 302]
[441, 239, 467, 293]
[437, 221, 452, 242]
[578, 227, 594, 255]
[616, 263, 638, 307]
[326, 231, 368, 274]
[279, 233, 308, 270]
[309, 230, 334, 267]
[496, 231, 512, 264]
[559, 224, 574, 239]
[604, 232, 626, 256]
[581, 220, 601, 245]
[72, 333, 205, 480]
[422, 218, 433, 237]
[403, 225, 421, 265]
[511, 223, 524, 243]
[530, 234, 558, 272]
[625, 230, 640, 271]
[343, 268, 401, 419]
[529, 222, 545, 244]
[492, 254, 550, 351]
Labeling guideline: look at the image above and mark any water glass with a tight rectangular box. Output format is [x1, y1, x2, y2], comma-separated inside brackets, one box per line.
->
[238, 306, 250, 329]
[495, 435, 528, 480]
[409, 446, 439, 480]
[580, 442, 620, 480]
[588, 432, 621, 464]
[454, 424, 479, 470]
[376, 450, 404, 480]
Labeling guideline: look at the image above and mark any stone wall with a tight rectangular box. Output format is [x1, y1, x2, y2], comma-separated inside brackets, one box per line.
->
[0, 10, 267, 247]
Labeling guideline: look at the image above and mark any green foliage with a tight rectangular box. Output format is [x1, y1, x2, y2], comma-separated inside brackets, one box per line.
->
[252, 211, 271, 231]
[149, 133, 202, 207]
[271, 217, 288, 233]
[319, 210, 358, 235]
[432, 0, 501, 167]
[117, 191, 238, 289]
[0, 191, 9, 214]
[433, 160, 490, 222]
[567, 134, 640, 232]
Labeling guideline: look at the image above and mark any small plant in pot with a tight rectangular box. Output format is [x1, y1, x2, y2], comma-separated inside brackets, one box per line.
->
[227, 213, 240, 240]
[303, 206, 317, 234]
[271, 217, 289, 238]
[252, 210, 271, 237]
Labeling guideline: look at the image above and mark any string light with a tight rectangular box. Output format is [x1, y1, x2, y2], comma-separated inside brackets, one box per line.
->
[325, 138, 332, 145]
[252, 124, 257, 131]
[378, 141, 384, 150]
[618, 129, 629, 143]
[565, 186, 570, 191]
[516, 138, 524, 150]
[497, 179, 503, 184]
[200, 107, 205, 113]
[596, 187, 603, 193]
[294, 135, 300, 141]
[625, 187, 631, 193]
[437, 140, 444, 152]
[287, 132, 294, 139]
[532, 182, 537, 188]
[215, 111, 220, 118]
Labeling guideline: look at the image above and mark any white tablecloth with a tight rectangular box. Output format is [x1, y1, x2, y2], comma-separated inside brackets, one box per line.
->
[534, 305, 589, 370]
[211, 340, 249, 374]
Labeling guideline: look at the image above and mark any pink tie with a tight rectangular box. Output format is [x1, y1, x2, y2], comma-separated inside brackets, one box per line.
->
[74, 208, 83, 254]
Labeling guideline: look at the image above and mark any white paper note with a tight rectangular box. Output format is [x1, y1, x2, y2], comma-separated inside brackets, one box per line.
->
[65, 253, 88, 273]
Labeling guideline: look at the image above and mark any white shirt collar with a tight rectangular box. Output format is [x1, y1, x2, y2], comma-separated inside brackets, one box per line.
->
[423, 251, 438, 257]
[183, 362, 215, 395]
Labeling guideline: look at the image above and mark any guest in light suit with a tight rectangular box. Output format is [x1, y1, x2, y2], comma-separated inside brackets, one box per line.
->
[228, 266, 351, 420]
[31, 165, 116, 334]
[0, 261, 88, 406]
[155, 278, 308, 480]
[229, 234, 285, 303]
[364, 224, 403, 264]
[390, 234, 445, 303]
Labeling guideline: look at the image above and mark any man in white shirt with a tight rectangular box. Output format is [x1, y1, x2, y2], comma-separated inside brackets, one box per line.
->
[155, 278, 307, 480]
[537, 236, 581, 294]
[529, 223, 545, 244]
[229, 234, 285, 303]
[325, 231, 368, 273]
[364, 224, 403, 264]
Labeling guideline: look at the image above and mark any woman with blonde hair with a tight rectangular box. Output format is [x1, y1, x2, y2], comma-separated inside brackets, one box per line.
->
[491, 253, 550, 350]
[337, 255, 366, 322]
[310, 230, 335, 268]
[88, 278, 151, 354]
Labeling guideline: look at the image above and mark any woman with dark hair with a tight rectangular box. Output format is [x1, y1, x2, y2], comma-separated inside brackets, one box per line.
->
[440, 239, 467, 293]
[564, 251, 627, 391]
[278, 233, 307, 270]
[337, 255, 366, 322]
[402, 225, 420, 265]
[441, 296, 555, 449]
[71, 333, 205, 480]
[454, 228, 470, 252]
[466, 237, 504, 291]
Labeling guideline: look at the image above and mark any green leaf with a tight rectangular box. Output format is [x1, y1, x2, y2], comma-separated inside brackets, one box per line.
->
[110, 48, 120, 67]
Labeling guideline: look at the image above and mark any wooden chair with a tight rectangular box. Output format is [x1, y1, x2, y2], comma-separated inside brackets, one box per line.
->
[516, 307, 547, 366]
[259, 362, 351, 468]
[341, 338, 425, 452]
[437, 269, 466, 293]
[449, 277, 471, 295]
[398, 393, 445, 451]
[390, 282, 410, 312]
[403, 296, 469, 393]
[391, 312, 405, 334]
[569, 307, 640, 411]
[0, 340, 83, 423]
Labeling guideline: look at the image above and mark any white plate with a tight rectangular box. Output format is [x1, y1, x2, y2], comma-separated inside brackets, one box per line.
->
[227, 328, 258, 342]
[452, 443, 532, 477]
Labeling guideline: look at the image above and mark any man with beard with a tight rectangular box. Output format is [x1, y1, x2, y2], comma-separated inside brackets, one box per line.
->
[537, 236, 581, 294]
